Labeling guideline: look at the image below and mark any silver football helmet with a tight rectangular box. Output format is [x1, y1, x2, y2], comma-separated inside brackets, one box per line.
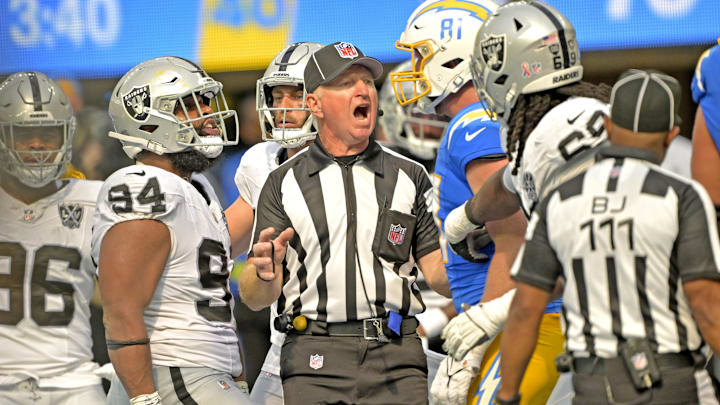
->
[393, 0, 499, 114]
[108, 56, 238, 159]
[256, 42, 322, 148]
[379, 62, 448, 160]
[0, 72, 75, 187]
[470, 1, 583, 122]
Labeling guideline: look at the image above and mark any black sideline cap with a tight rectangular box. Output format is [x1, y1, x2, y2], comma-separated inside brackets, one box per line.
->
[304, 42, 383, 93]
[610, 69, 682, 133]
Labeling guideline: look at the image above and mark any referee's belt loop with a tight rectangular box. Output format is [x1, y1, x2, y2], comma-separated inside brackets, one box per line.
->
[285, 316, 419, 338]
[573, 350, 704, 375]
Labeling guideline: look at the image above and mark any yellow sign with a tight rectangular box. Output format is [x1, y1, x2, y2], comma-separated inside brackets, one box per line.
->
[199, 0, 295, 72]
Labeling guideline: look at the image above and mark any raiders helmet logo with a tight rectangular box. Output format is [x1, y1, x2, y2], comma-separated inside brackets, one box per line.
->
[58, 203, 84, 229]
[122, 85, 151, 121]
[480, 34, 506, 72]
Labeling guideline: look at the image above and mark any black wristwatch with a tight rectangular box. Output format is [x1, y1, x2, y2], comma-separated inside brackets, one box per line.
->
[496, 394, 521, 405]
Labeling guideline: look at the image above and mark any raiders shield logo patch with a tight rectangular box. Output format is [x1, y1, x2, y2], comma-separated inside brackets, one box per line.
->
[123, 85, 151, 121]
[480, 34, 506, 72]
[58, 203, 83, 229]
[388, 224, 407, 246]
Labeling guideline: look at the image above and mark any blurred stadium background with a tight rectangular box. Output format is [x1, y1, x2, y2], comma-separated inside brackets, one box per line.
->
[3, 0, 718, 389]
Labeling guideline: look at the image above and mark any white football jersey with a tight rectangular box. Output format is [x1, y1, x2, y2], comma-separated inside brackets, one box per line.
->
[92, 165, 241, 376]
[234, 141, 283, 209]
[0, 179, 103, 387]
[505, 97, 609, 214]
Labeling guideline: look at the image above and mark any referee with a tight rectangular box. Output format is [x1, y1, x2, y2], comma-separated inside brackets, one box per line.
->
[239, 42, 451, 405]
[495, 69, 720, 405]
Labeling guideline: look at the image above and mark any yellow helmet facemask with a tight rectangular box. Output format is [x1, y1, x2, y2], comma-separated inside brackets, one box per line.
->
[390, 39, 436, 106]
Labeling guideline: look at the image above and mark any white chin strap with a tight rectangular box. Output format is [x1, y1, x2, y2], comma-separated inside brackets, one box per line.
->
[193, 136, 223, 158]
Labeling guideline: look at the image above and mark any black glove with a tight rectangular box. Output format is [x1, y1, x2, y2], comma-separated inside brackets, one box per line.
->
[449, 226, 492, 263]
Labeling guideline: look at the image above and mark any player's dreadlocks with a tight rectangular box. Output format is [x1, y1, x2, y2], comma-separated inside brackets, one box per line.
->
[505, 81, 612, 174]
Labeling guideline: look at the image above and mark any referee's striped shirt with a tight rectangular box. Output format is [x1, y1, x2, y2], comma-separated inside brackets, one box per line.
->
[251, 138, 440, 322]
[511, 145, 720, 358]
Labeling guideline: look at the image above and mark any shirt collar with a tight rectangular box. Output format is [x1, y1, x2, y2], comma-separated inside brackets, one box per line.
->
[595, 145, 662, 164]
[307, 134, 384, 176]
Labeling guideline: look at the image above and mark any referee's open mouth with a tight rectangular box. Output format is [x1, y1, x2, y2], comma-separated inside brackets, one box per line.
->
[353, 104, 370, 122]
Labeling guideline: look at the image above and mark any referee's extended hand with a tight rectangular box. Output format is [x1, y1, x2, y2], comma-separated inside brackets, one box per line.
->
[252, 227, 294, 282]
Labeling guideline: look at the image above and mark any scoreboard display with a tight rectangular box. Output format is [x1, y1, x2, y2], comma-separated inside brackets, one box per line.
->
[1, 0, 718, 78]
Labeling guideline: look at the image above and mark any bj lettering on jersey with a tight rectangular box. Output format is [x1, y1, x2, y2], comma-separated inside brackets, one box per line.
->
[592, 196, 627, 214]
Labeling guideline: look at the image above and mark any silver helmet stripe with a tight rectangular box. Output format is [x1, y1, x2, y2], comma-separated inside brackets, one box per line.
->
[530, 2, 571, 69]
[27, 72, 43, 111]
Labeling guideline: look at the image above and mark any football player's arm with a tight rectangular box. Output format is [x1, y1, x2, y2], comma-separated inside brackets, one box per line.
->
[465, 159, 526, 301]
[99, 219, 170, 398]
[225, 195, 255, 257]
[498, 201, 560, 402]
[691, 107, 720, 205]
[416, 250, 451, 298]
[497, 281, 550, 403]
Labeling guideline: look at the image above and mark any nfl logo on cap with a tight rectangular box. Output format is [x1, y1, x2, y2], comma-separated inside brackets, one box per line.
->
[334, 42, 358, 59]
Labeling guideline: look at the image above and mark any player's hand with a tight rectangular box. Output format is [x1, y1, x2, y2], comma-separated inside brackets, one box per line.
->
[449, 226, 492, 263]
[444, 201, 482, 244]
[442, 289, 516, 360]
[430, 345, 487, 405]
[129, 392, 162, 405]
[251, 226, 294, 282]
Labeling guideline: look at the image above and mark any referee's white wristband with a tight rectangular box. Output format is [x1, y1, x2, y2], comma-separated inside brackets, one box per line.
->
[416, 308, 450, 338]
[130, 391, 162, 405]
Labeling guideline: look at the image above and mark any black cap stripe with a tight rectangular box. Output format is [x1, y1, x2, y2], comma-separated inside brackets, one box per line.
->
[278, 43, 300, 72]
[27, 72, 43, 111]
[531, 2, 571, 69]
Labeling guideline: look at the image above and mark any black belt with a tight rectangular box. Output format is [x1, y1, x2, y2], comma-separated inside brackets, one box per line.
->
[285, 316, 419, 340]
[573, 351, 703, 375]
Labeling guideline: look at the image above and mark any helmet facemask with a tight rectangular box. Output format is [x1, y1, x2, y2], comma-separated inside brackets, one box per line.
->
[380, 61, 448, 160]
[256, 76, 316, 149]
[172, 84, 236, 158]
[0, 118, 74, 187]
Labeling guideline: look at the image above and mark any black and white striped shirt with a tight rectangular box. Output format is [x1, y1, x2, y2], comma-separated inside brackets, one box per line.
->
[251, 138, 440, 322]
[511, 145, 720, 358]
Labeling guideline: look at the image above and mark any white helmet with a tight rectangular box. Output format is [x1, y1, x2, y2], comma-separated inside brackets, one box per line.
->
[392, 0, 499, 113]
[0, 72, 75, 187]
[108, 56, 238, 159]
[470, 1, 583, 122]
[379, 61, 448, 160]
[256, 42, 322, 148]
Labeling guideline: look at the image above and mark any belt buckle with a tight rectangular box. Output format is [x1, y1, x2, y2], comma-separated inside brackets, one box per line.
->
[363, 318, 390, 343]
[363, 318, 380, 341]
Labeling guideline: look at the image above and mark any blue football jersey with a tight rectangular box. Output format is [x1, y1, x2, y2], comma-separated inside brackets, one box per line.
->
[692, 43, 720, 151]
[433, 102, 504, 312]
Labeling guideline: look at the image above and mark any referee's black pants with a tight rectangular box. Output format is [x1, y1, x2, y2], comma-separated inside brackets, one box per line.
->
[279, 333, 428, 405]
[571, 356, 718, 404]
